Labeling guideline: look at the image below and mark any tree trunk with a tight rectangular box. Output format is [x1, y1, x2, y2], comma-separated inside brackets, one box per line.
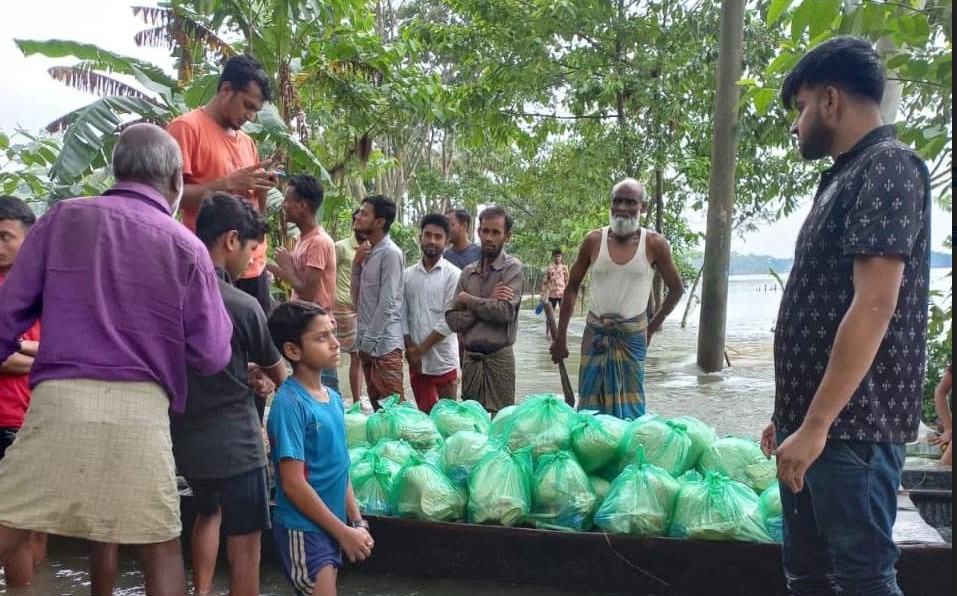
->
[650, 167, 665, 314]
[875, 30, 914, 124]
[696, 0, 745, 372]
[681, 266, 704, 329]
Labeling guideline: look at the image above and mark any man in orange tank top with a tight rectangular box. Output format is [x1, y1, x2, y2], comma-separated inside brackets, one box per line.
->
[168, 55, 278, 314]
[549, 179, 684, 419]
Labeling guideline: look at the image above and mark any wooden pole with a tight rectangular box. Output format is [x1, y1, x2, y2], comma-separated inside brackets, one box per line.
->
[696, 0, 745, 372]
[544, 301, 576, 407]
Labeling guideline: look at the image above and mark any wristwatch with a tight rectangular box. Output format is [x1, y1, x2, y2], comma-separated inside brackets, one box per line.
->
[349, 519, 369, 529]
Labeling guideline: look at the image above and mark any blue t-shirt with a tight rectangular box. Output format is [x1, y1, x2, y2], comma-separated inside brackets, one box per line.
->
[267, 377, 350, 532]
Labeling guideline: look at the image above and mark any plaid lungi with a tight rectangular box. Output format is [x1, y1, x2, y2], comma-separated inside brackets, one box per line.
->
[361, 349, 405, 408]
[578, 312, 647, 420]
[0, 379, 180, 543]
[461, 345, 515, 416]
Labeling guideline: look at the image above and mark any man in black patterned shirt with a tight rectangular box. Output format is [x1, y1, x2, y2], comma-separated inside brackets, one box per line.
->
[760, 37, 931, 596]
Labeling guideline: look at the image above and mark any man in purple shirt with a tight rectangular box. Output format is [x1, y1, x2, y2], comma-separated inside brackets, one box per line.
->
[0, 123, 232, 595]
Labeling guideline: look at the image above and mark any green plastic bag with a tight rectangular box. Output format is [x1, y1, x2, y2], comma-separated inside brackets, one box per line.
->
[370, 439, 416, 467]
[498, 394, 577, 458]
[570, 411, 628, 473]
[669, 415, 718, 467]
[467, 446, 533, 527]
[350, 452, 402, 516]
[589, 476, 612, 506]
[677, 469, 704, 484]
[348, 441, 371, 465]
[430, 399, 492, 437]
[668, 471, 773, 542]
[366, 396, 444, 451]
[489, 404, 517, 437]
[697, 436, 777, 492]
[345, 402, 368, 447]
[440, 430, 498, 487]
[760, 482, 784, 542]
[594, 447, 680, 536]
[618, 416, 694, 477]
[530, 451, 597, 531]
[390, 453, 466, 522]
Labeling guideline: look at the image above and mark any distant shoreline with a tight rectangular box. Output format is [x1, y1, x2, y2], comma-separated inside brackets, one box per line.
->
[690, 251, 952, 276]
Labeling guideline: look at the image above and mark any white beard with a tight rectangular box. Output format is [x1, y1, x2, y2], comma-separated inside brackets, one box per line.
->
[609, 211, 640, 237]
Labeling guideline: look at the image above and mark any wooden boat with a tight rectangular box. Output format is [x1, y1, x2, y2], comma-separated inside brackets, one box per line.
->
[178, 463, 951, 596]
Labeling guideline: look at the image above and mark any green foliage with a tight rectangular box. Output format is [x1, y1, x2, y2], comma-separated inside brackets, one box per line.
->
[0, 131, 107, 205]
[751, 0, 952, 202]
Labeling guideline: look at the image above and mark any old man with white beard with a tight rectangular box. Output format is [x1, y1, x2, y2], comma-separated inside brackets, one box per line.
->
[550, 178, 684, 419]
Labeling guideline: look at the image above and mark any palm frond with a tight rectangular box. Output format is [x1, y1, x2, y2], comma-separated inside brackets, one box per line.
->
[135, 26, 174, 50]
[47, 66, 152, 100]
[47, 96, 173, 182]
[16, 39, 178, 89]
[132, 5, 235, 59]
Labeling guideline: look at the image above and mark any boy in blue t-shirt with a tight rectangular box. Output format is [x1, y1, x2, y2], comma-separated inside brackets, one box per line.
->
[266, 301, 373, 595]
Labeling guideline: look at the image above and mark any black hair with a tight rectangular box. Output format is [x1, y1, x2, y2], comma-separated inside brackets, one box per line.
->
[268, 300, 327, 358]
[419, 213, 451, 237]
[195, 192, 269, 248]
[781, 36, 885, 110]
[219, 55, 272, 102]
[0, 196, 36, 227]
[446, 208, 471, 229]
[362, 194, 397, 232]
[478, 205, 514, 233]
[552, 248, 562, 256]
[287, 174, 324, 212]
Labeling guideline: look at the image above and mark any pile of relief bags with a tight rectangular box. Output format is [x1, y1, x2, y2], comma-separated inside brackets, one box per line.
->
[346, 394, 782, 542]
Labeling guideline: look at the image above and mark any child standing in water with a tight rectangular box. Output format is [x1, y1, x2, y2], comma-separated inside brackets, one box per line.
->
[266, 301, 374, 595]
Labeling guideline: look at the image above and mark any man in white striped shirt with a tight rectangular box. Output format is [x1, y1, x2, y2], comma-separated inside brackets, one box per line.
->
[403, 214, 461, 413]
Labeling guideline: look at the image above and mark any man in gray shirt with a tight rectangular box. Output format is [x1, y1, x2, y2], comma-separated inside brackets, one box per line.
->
[352, 195, 405, 410]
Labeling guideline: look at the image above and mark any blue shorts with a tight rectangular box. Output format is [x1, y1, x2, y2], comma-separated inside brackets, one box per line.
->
[273, 524, 342, 595]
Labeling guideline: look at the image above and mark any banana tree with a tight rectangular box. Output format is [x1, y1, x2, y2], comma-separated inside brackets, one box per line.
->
[15, 30, 327, 196]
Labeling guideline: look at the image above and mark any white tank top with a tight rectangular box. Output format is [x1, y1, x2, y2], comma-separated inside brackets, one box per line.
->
[589, 226, 654, 319]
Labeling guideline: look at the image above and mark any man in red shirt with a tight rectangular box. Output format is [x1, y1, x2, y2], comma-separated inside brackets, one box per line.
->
[0, 195, 44, 586]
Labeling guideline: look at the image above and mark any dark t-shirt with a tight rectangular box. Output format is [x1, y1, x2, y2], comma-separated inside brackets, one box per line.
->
[773, 125, 931, 443]
[172, 269, 283, 479]
[444, 243, 483, 270]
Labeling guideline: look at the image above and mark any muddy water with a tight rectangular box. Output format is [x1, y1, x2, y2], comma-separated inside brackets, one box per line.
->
[3, 271, 949, 594]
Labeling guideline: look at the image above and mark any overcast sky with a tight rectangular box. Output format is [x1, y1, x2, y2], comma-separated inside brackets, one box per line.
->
[0, 0, 950, 257]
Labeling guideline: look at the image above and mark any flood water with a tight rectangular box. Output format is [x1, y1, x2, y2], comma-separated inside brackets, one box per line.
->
[2, 270, 950, 594]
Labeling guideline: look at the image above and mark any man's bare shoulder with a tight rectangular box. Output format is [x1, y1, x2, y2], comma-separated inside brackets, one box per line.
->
[580, 228, 603, 249]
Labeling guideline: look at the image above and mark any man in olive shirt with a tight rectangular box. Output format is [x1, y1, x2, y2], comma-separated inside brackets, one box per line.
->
[334, 209, 367, 402]
[446, 206, 523, 415]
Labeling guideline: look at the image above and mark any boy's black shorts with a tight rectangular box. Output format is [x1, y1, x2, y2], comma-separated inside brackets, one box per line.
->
[188, 465, 271, 536]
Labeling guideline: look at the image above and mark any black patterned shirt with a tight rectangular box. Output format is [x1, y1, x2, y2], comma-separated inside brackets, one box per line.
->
[773, 125, 931, 443]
